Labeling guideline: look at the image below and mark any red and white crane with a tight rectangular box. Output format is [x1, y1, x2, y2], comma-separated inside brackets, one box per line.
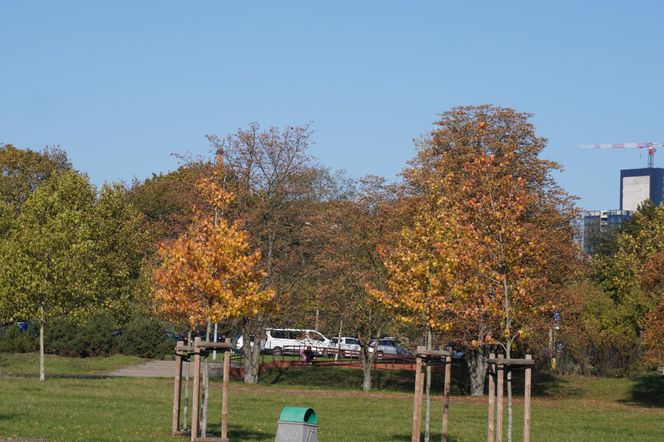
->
[578, 142, 662, 168]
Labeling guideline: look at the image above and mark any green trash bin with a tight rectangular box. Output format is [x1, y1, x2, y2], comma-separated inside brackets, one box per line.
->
[275, 406, 318, 442]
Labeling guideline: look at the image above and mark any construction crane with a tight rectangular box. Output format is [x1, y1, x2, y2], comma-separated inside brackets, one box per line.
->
[578, 142, 663, 168]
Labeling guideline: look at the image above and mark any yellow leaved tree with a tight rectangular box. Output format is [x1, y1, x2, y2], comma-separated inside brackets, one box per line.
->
[153, 154, 274, 335]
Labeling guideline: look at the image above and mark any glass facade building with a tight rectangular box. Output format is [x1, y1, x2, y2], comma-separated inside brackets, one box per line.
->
[582, 210, 633, 255]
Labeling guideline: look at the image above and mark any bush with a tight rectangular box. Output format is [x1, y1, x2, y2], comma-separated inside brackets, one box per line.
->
[70, 313, 118, 357]
[45, 316, 77, 356]
[117, 316, 174, 359]
[0, 324, 38, 353]
[45, 314, 118, 357]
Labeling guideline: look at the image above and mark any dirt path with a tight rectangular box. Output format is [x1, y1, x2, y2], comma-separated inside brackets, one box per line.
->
[106, 359, 176, 378]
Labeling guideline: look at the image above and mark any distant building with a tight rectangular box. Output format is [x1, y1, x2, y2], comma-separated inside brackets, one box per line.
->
[620, 167, 664, 211]
[582, 167, 663, 255]
[582, 210, 633, 255]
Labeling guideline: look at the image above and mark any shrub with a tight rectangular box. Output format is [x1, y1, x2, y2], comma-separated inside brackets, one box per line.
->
[118, 316, 174, 359]
[45, 316, 78, 356]
[69, 313, 118, 357]
[45, 313, 118, 357]
[0, 324, 38, 353]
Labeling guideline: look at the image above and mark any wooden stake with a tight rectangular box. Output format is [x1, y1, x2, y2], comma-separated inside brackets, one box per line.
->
[190, 337, 202, 442]
[487, 353, 495, 442]
[442, 355, 452, 442]
[221, 344, 231, 442]
[172, 341, 184, 435]
[524, 354, 532, 442]
[412, 356, 423, 442]
[496, 355, 504, 442]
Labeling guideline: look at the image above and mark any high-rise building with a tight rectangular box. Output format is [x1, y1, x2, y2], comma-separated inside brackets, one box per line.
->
[620, 167, 664, 211]
[582, 167, 663, 255]
[582, 210, 633, 255]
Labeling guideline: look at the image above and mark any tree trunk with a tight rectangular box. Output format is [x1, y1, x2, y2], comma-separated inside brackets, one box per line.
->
[503, 275, 513, 442]
[242, 327, 261, 384]
[201, 321, 211, 436]
[359, 347, 373, 392]
[201, 358, 209, 436]
[467, 348, 488, 396]
[183, 331, 192, 431]
[183, 360, 190, 431]
[39, 304, 45, 382]
[334, 320, 343, 361]
[506, 342, 513, 442]
[39, 318, 45, 382]
[424, 328, 433, 442]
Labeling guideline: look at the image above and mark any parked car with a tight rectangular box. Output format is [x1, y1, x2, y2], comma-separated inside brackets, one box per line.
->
[234, 328, 332, 355]
[369, 337, 411, 357]
[231, 333, 263, 353]
[329, 336, 361, 357]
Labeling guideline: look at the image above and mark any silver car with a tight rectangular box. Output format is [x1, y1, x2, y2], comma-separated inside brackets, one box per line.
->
[329, 336, 361, 357]
[369, 337, 411, 357]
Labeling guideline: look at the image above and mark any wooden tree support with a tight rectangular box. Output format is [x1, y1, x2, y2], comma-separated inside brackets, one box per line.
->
[172, 338, 233, 442]
[486, 354, 533, 442]
[411, 346, 453, 442]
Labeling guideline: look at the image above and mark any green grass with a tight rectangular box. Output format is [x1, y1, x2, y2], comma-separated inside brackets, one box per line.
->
[0, 353, 663, 441]
[0, 352, 142, 376]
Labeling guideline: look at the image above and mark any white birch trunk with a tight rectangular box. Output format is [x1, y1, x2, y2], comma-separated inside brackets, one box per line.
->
[39, 304, 45, 382]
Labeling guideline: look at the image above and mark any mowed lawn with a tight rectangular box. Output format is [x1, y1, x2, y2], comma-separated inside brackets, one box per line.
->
[1, 354, 663, 441]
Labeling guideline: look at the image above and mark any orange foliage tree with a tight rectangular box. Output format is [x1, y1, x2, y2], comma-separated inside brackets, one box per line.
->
[642, 249, 664, 368]
[153, 155, 274, 334]
[376, 106, 580, 442]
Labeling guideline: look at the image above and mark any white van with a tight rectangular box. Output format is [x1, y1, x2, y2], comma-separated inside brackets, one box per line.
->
[234, 328, 332, 355]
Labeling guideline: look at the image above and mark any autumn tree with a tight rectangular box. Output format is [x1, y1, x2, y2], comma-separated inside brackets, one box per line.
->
[314, 176, 402, 391]
[639, 247, 664, 370]
[207, 123, 336, 383]
[388, 106, 579, 441]
[152, 154, 274, 372]
[369, 176, 471, 440]
[128, 160, 213, 244]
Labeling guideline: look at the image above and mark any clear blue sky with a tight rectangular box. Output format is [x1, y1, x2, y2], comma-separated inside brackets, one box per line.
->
[2, 1, 663, 210]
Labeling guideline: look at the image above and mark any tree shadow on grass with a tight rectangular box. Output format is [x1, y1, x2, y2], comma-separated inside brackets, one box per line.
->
[620, 374, 664, 408]
[259, 363, 587, 399]
[204, 423, 275, 441]
[531, 371, 582, 399]
[2, 372, 109, 380]
[261, 363, 472, 395]
[0, 412, 22, 421]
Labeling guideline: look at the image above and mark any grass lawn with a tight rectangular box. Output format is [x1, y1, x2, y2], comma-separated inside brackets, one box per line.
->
[1, 353, 663, 441]
[0, 352, 143, 377]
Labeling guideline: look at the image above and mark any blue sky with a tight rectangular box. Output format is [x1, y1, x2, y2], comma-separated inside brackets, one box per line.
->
[2, 1, 663, 210]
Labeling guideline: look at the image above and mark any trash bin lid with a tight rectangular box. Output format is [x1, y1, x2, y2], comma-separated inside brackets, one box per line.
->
[279, 407, 317, 424]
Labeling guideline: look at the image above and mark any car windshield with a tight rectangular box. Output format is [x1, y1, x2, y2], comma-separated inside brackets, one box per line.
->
[346, 338, 360, 345]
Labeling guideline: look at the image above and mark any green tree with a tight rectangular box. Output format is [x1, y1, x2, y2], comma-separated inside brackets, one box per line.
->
[0, 144, 71, 212]
[0, 171, 96, 381]
[591, 202, 664, 373]
[0, 172, 148, 380]
[90, 183, 150, 321]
